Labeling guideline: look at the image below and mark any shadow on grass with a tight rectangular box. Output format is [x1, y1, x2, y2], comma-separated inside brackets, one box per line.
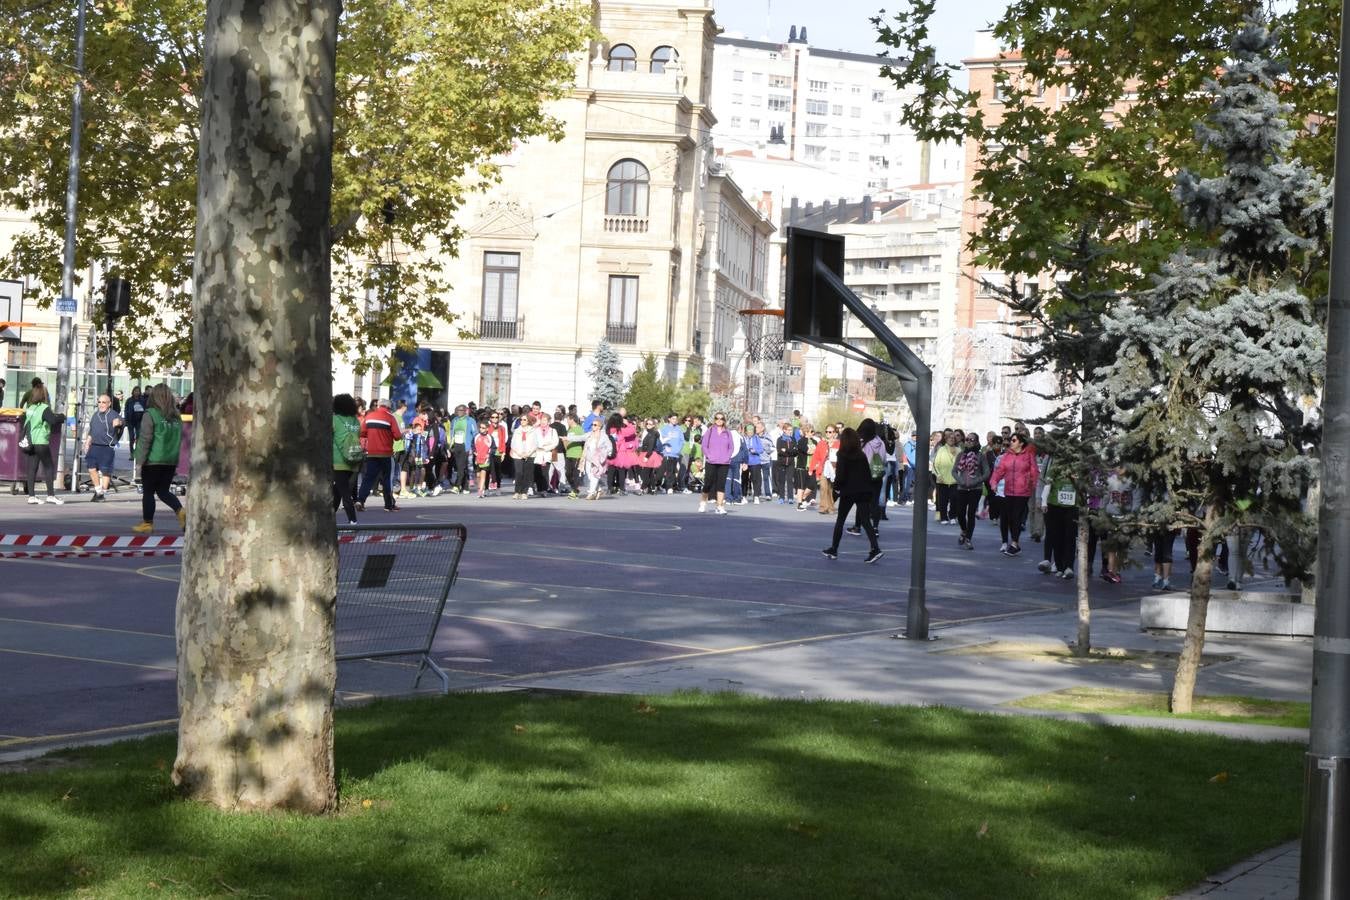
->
[0, 692, 1305, 900]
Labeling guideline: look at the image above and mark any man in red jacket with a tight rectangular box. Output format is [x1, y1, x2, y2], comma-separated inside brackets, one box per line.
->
[357, 398, 403, 512]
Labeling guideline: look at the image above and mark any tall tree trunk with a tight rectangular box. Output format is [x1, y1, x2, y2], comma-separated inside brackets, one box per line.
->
[1171, 507, 1218, 715]
[172, 0, 340, 813]
[1072, 507, 1091, 657]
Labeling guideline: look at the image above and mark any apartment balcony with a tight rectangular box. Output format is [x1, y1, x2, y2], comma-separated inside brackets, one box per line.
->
[474, 314, 522, 341]
[606, 323, 637, 345]
[604, 215, 649, 234]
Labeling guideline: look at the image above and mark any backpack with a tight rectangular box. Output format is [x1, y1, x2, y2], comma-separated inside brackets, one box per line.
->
[868, 448, 885, 480]
[338, 422, 365, 465]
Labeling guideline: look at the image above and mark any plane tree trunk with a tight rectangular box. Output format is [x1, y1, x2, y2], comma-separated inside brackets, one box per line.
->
[172, 0, 341, 813]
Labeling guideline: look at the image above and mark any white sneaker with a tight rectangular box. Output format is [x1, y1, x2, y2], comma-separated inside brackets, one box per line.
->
[887, 500, 896, 508]
[999, 543, 1007, 553]
[432, 485, 443, 497]
[1060, 568, 1074, 579]
[45, 495, 64, 505]
[698, 501, 707, 513]
[738, 498, 747, 505]
[26, 496, 41, 505]
[715, 506, 728, 515]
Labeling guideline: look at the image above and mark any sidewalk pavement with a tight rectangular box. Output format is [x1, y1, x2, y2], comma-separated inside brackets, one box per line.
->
[500, 600, 1312, 898]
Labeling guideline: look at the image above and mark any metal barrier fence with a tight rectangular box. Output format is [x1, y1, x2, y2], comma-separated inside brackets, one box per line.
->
[336, 524, 467, 693]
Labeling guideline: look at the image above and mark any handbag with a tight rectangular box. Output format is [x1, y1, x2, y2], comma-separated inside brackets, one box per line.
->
[17, 416, 33, 453]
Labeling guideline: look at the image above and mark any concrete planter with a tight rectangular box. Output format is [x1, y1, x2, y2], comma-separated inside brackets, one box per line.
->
[1140, 590, 1312, 638]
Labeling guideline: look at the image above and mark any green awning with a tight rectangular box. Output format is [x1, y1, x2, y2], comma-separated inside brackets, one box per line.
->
[380, 369, 443, 389]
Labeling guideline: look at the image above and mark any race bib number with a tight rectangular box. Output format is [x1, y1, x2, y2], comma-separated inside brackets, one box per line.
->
[1057, 486, 1077, 506]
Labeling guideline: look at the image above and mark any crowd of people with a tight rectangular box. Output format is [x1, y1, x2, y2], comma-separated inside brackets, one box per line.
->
[334, 397, 1255, 586]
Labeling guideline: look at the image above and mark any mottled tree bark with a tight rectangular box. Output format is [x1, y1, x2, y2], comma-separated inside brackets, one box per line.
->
[1072, 508, 1091, 657]
[1171, 507, 1218, 715]
[172, 0, 339, 812]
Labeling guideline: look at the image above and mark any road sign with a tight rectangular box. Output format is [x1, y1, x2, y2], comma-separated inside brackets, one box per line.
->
[56, 297, 77, 315]
[851, 399, 867, 412]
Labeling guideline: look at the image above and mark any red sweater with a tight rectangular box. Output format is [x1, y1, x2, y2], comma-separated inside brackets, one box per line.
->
[360, 407, 402, 457]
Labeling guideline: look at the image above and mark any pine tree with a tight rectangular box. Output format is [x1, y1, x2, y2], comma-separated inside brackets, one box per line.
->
[623, 353, 677, 419]
[588, 339, 625, 411]
[1090, 21, 1328, 713]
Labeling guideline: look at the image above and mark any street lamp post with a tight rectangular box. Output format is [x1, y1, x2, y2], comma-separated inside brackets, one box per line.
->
[54, 0, 90, 484]
[1299, 1, 1350, 895]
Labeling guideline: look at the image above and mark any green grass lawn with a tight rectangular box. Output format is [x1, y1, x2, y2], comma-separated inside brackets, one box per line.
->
[1009, 687, 1311, 728]
[0, 692, 1305, 899]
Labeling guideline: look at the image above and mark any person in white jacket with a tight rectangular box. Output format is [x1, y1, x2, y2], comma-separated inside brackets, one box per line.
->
[510, 415, 536, 499]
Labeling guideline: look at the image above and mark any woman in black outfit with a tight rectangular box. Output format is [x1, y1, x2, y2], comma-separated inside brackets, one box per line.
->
[822, 427, 884, 564]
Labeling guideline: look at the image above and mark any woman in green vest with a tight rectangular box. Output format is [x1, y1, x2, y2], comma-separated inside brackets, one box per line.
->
[133, 383, 184, 534]
[331, 393, 362, 525]
[21, 384, 66, 504]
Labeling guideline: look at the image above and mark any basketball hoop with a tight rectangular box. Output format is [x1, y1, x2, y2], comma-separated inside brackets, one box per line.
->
[0, 321, 34, 342]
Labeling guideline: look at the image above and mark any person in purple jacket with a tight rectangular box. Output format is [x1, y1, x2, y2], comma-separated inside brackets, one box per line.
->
[699, 412, 734, 515]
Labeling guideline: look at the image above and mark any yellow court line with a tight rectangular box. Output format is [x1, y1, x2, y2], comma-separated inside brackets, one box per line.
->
[0, 718, 178, 748]
[457, 576, 902, 618]
[0, 616, 172, 640]
[442, 613, 712, 652]
[494, 623, 914, 684]
[0, 647, 175, 672]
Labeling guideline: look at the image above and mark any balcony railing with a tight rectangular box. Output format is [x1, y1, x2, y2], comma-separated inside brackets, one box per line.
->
[475, 314, 522, 341]
[604, 215, 649, 234]
[606, 323, 637, 345]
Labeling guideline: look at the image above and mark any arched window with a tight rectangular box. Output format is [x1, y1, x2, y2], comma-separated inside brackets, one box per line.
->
[606, 159, 649, 216]
[650, 46, 678, 74]
[606, 44, 636, 72]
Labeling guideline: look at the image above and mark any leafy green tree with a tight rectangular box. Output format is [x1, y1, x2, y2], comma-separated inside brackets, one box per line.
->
[1091, 22, 1327, 713]
[0, 0, 594, 372]
[672, 368, 711, 419]
[623, 353, 677, 419]
[587, 338, 625, 411]
[874, 0, 1337, 655]
[869, 341, 903, 402]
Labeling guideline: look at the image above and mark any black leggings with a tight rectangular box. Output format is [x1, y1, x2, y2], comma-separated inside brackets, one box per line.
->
[1000, 496, 1030, 546]
[833, 493, 879, 551]
[332, 469, 357, 522]
[954, 487, 982, 538]
[935, 483, 956, 521]
[1045, 505, 1078, 571]
[514, 459, 533, 495]
[703, 463, 729, 500]
[141, 464, 181, 523]
[23, 444, 56, 497]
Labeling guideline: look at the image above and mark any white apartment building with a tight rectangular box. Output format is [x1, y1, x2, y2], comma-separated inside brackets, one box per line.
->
[708, 27, 964, 203]
[782, 192, 961, 417]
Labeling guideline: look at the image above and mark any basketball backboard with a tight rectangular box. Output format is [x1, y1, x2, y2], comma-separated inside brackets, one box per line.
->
[0, 280, 23, 341]
[783, 227, 844, 345]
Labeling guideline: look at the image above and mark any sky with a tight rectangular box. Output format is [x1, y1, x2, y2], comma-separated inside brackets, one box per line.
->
[711, 0, 1011, 65]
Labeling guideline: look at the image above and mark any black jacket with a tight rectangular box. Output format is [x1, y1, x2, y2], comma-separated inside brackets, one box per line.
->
[833, 449, 875, 497]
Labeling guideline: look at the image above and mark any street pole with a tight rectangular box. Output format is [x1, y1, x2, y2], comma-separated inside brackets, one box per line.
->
[54, 0, 90, 485]
[1299, 1, 1350, 895]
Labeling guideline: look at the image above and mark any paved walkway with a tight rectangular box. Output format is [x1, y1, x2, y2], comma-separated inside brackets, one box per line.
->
[1171, 841, 1299, 899]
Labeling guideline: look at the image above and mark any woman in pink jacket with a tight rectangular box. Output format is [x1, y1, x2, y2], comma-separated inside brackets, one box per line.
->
[987, 431, 1038, 557]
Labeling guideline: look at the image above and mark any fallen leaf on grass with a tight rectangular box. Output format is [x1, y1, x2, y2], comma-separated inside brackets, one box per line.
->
[976, 821, 989, 839]
[634, 700, 657, 715]
[60, 787, 75, 802]
[513, 724, 527, 734]
[361, 799, 373, 809]
[497, 803, 511, 814]
[787, 821, 821, 838]
[153, 759, 167, 772]
[1209, 771, 1229, 784]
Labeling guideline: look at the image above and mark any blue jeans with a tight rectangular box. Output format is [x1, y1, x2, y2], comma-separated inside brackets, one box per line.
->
[880, 460, 900, 505]
[900, 465, 915, 503]
[357, 456, 395, 509]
